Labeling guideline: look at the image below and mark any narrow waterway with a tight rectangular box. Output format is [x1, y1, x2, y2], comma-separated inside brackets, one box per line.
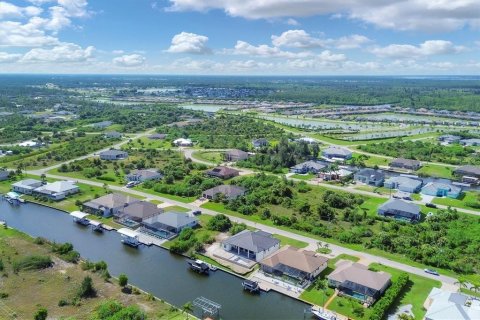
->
[0, 201, 309, 320]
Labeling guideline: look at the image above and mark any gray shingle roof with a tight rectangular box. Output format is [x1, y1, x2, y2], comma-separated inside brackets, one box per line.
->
[143, 212, 197, 229]
[223, 230, 280, 253]
[117, 201, 163, 220]
[83, 193, 140, 210]
[100, 149, 127, 157]
[379, 198, 420, 215]
[356, 168, 385, 180]
[203, 185, 246, 199]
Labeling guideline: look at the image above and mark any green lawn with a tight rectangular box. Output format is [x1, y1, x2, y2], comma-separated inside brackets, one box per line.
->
[136, 185, 196, 203]
[291, 173, 315, 180]
[124, 136, 171, 149]
[163, 205, 190, 213]
[417, 164, 454, 179]
[192, 151, 224, 164]
[350, 152, 390, 167]
[433, 191, 480, 210]
[273, 234, 309, 248]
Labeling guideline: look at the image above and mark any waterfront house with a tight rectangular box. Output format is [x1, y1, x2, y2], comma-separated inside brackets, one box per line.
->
[33, 181, 79, 201]
[104, 131, 122, 139]
[455, 165, 480, 179]
[206, 166, 240, 179]
[0, 170, 9, 181]
[252, 138, 268, 149]
[148, 133, 167, 140]
[260, 246, 328, 285]
[126, 169, 162, 183]
[318, 168, 353, 181]
[202, 185, 247, 200]
[321, 147, 352, 161]
[12, 179, 43, 195]
[389, 158, 422, 171]
[82, 193, 141, 217]
[224, 149, 249, 162]
[222, 230, 280, 262]
[290, 161, 326, 174]
[173, 138, 193, 147]
[460, 138, 480, 146]
[377, 199, 421, 222]
[354, 168, 385, 186]
[384, 176, 423, 193]
[114, 201, 163, 227]
[327, 261, 391, 305]
[424, 288, 480, 320]
[141, 212, 198, 235]
[421, 182, 462, 199]
[92, 120, 112, 129]
[99, 149, 128, 160]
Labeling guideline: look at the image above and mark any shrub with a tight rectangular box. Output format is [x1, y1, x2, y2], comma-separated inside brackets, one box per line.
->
[118, 274, 128, 287]
[58, 299, 69, 307]
[34, 308, 48, 320]
[0, 259, 3, 272]
[370, 273, 409, 320]
[0, 292, 8, 299]
[77, 276, 96, 299]
[207, 214, 232, 232]
[13, 255, 52, 272]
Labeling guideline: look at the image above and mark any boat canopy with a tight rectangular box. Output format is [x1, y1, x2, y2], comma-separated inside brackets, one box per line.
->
[89, 220, 102, 227]
[70, 211, 89, 219]
[118, 228, 138, 238]
[6, 192, 21, 199]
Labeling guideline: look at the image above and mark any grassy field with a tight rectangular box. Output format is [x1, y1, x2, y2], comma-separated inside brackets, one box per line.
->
[191, 151, 224, 164]
[273, 234, 309, 248]
[124, 136, 171, 149]
[135, 185, 196, 203]
[0, 227, 186, 319]
[351, 152, 390, 167]
[416, 163, 455, 179]
[291, 173, 315, 180]
[432, 191, 480, 210]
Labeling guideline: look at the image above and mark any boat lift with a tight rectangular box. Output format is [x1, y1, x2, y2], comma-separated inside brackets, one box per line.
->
[89, 220, 104, 232]
[193, 296, 221, 319]
[118, 228, 140, 247]
[70, 211, 90, 226]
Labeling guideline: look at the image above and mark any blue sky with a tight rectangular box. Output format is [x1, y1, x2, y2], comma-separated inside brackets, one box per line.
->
[0, 0, 479, 74]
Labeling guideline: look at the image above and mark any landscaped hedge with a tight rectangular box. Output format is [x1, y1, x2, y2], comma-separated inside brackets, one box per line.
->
[370, 273, 409, 320]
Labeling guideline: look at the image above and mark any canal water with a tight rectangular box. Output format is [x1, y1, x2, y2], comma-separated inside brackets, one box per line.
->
[0, 201, 309, 320]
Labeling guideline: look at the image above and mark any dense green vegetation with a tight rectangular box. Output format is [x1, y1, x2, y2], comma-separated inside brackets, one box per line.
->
[92, 300, 146, 320]
[359, 139, 480, 165]
[161, 115, 285, 149]
[370, 273, 409, 320]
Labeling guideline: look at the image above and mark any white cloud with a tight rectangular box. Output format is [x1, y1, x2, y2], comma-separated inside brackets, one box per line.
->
[330, 34, 371, 49]
[0, 51, 21, 63]
[166, 32, 211, 54]
[21, 42, 94, 62]
[167, 0, 480, 32]
[113, 54, 146, 67]
[271, 30, 324, 48]
[0, 18, 60, 47]
[286, 18, 299, 26]
[231, 40, 313, 58]
[371, 40, 466, 59]
[0, 1, 42, 19]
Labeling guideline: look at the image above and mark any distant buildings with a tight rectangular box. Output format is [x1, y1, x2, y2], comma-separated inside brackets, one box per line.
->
[12, 179, 79, 201]
[322, 147, 352, 161]
[0, 170, 10, 181]
[148, 133, 167, 140]
[424, 288, 480, 320]
[454, 165, 480, 184]
[173, 138, 193, 147]
[206, 166, 240, 179]
[18, 140, 43, 148]
[126, 169, 162, 183]
[421, 182, 462, 199]
[252, 138, 268, 149]
[389, 158, 422, 171]
[460, 138, 480, 146]
[222, 230, 280, 262]
[354, 168, 385, 186]
[224, 149, 249, 162]
[202, 185, 246, 200]
[438, 135, 461, 145]
[92, 121, 112, 129]
[99, 149, 128, 160]
[290, 161, 326, 174]
[378, 199, 421, 222]
[384, 176, 423, 193]
[104, 131, 122, 139]
[295, 137, 317, 144]
[82, 193, 141, 217]
[327, 261, 391, 305]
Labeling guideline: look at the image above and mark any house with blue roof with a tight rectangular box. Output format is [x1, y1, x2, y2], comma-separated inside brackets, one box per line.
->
[421, 182, 462, 199]
[384, 176, 423, 193]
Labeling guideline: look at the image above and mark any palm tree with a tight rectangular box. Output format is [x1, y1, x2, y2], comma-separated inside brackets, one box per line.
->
[454, 277, 468, 291]
[182, 302, 193, 319]
[470, 282, 480, 294]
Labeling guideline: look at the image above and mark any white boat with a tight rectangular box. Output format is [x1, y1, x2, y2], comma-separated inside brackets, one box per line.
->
[118, 228, 140, 247]
[310, 306, 337, 320]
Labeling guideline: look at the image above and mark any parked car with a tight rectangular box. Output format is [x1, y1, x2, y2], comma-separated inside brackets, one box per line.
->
[192, 210, 202, 216]
[426, 203, 437, 208]
[424, 268, 439, 276]
[125, 181, 135, 188]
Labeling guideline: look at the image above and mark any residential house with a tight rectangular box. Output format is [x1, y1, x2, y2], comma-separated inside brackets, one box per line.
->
[322, 147, 352, 161]
[424, 288, 480, 320]
[114, 201, 163, 227]
[260, 246, 328, 285]
[318, 168, 353, 181]
[460, 138, 480, 146]
[0, 170, 9, 181]
[104, 131, 122, 139]
[141, 212, 198, 235]
[327, 261, 391, 304]
[222, 230, 280, 262]
[224, 149, 249, 162]
[455, 165, 480, 179]
[99, 149, 128, 160]
[421, 182, 462, 199]
[202, 185, 247, 200]
[384, 176, 423, 193]
[438, 135, 461, 144]
[290, 161, 326, 174]
[354, 168, 385, 186]
[206, 166, 240, 179]
[296, 137, 317, 144]
[12, 179, 43, 195]
[18, 140, 43, 148]
[33, 181, 79, 201]
[148, 133, 167, 140]
[126, 169, 162, 182]
[252, 138, 268, 149]
[173, 138, 193, 147]
[92, 121, 112, 129]
[82, 193, 141, 217]
[389, 158, 422, 171]
[377, 198, 421, 222]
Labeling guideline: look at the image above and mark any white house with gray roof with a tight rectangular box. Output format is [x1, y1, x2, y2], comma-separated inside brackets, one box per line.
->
[33, 181, 79, 201]
[126, 169, 162, 183]
[384, 176, 423, 193]
[354, 168, 385, 186]
[222, 230, 280, 262]
[12, 179, 43, 195]
[82, 193, 141, 217]
[141, 212, 198, 235]
[99, 149, 128, 160]
[322, 147, 352, 161]
[378, 198, 421, 222]
[424, 288, 480, 320]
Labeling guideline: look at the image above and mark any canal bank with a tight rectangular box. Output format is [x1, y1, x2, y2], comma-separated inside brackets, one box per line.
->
[0, 201, 309, 320]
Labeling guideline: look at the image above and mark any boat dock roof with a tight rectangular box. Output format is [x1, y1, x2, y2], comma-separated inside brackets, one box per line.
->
[70, 211, 89, 219]
[118, 228, 138, 238]
[89, 220, 102, 227]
